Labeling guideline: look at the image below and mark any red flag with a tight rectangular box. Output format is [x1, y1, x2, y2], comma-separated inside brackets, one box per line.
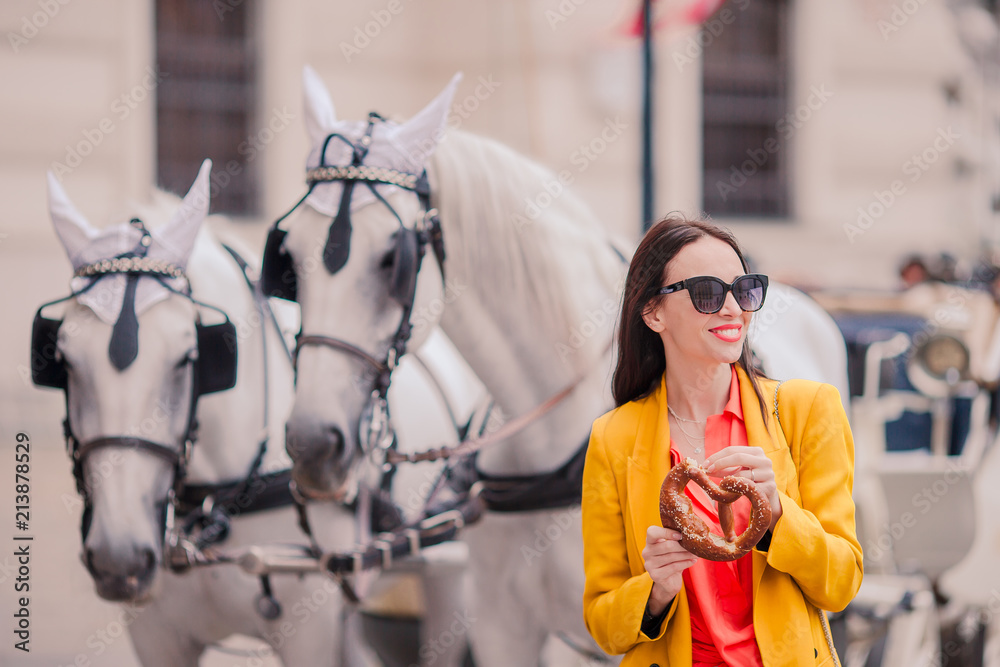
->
[680, 0, 726, 22]
[624, 0, 727, 35]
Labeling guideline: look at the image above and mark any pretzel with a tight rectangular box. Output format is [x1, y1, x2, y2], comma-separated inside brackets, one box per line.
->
[659, 458, 771, 562]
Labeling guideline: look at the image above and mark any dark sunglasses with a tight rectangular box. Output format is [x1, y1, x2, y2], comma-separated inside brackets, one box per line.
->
[657, 274, 768, 314]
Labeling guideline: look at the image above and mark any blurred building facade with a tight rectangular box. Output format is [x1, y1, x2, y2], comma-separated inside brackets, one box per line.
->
[1, 0, 1000, 404]
[3, 0, 1000, 272]
[0, 2, 999, 664]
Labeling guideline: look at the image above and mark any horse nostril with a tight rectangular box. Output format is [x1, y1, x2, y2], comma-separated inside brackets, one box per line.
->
[284, 427, 301, 458]
[328, 425, 345, 461]
[285, 421, 348, 467]
[84, 548, 96, 574]
[142, 547, 156, 573]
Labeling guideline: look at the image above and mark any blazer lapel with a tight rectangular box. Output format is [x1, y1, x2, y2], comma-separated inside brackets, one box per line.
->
[738, 368, 799, 496]
[737, 367, 781, 453]
[626, 375, 672, 569]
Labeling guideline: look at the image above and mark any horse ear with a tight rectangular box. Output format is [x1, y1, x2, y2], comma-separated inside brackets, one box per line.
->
[48, 172, 99, 266]
[153, 159, 212, 267]
[391, 73, 462, 165]
[303, 65, 337, 146]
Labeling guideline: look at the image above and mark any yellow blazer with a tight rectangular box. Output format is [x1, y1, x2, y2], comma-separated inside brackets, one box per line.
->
[582, 366, 863, 666]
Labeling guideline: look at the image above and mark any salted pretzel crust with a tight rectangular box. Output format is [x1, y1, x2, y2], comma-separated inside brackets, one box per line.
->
[659, 458, 771, 562]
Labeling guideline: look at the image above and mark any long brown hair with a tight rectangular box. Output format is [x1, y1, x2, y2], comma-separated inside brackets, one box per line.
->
[612, 213, 769, 422]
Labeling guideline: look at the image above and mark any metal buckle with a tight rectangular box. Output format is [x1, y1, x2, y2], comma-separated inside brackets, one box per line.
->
[181, 438, 194, 467]
[360, 391, 394, 458]
[162, 492, 200, 571]
[406, 528, 421, 556]
[373, 534, 395, 569]
[420, 509, 465, 532]
[421, 208, 439, 229]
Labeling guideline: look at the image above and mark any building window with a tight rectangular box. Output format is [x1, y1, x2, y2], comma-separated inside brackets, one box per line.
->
[155, 0, 257, 215]
[702, 0, 789, 218]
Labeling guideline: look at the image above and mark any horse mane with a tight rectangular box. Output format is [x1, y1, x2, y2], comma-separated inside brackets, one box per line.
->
[428, 130, 629, 361]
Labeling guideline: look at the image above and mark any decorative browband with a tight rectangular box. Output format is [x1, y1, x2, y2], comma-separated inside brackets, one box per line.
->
[74, 256, 186, 279]
[306, 165, 419, 190]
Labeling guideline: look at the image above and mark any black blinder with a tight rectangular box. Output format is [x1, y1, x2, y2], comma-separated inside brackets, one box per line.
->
[390, 227, 422, 308]
[261, 226, 298, 302]
[31, 310, 238, 397]
[194, 318, 238, 396]
[30, 311, 67, 389]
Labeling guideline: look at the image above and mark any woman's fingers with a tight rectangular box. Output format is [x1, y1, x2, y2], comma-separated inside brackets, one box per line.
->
[644, 522, 698, 590]
[705, 446, 772, 479]
[646, 525, 683, 544]
[643, 536, 692, 560]
[644, 549, 698, 569]
[643, 525, 697, 570]
[646, 553, 698, 586]
[643, 539, 695, 560]
[706, 452, 756, 473]
[644, 548, 698, 578]
[701, 447, 784, 529]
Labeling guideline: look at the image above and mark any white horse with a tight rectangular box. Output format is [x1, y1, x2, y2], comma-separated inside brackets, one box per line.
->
[35, 161, 353, 666]
[265, 70, 625, 666]
[748, 282, 850, 407]
[271, 70, 858, 666]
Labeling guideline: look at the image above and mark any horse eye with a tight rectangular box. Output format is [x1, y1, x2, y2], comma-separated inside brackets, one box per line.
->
[379, 251, 394, 270]
[176, 349, 197, 369]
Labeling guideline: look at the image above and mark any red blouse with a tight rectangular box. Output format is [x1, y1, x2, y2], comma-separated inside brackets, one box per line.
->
[669, 365, 763, 667]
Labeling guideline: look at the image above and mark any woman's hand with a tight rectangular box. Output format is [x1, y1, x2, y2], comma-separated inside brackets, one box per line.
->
[642, 526, 698, 615]
[705, 445, 783, 530]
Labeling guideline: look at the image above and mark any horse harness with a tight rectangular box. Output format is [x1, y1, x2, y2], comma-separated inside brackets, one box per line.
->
[29, 214, 484, 617]
[260, 112, 604, 514]
[32, 225, 315, 618]
[31, 219, 239, 541]
[261, 113, 445, 460]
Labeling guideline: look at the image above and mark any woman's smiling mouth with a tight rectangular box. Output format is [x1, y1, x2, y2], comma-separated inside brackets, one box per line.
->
[709, 324, 743, 343]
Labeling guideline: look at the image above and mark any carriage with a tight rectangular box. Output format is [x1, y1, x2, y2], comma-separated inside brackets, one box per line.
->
[813, 281, 1000, 666]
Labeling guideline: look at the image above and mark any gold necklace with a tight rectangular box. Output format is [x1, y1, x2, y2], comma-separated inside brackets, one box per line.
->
[667, 404, 706, 424]
[667, 406, 705, 455]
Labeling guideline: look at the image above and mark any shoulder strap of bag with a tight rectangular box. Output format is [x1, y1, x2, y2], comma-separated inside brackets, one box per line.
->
[773, 379, 788, 428]
[772, 379, 841, 667]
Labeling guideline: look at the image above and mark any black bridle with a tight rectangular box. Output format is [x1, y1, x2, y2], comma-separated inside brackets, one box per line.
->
[262, 112, 446, 461]
[31, 219, 237, 541]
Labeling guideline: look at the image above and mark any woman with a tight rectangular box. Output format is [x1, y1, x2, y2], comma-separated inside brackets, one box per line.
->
[582, 215, 862, 666]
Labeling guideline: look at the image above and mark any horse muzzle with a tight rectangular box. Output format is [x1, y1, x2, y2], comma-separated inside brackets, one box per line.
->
[84, 545, 158, 602]
[285, 419, 360, 494]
